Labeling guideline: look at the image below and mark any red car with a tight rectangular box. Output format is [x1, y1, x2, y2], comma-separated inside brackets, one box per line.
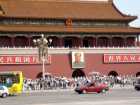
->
[75, 82, 109, 94]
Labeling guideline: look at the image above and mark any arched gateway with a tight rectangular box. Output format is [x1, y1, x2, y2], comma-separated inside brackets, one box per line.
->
[72, 69, 86, 78]
[108, 71, 118, 77]
[136, 72, 140, 77]
[36, 72, 43, 78]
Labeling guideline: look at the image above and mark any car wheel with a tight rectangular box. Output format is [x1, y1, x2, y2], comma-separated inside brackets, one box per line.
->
[2, 93, 7, 98]
[82, 90, 87, 94]
[97, 91, 101, 93]
[77, 91, 82, 94]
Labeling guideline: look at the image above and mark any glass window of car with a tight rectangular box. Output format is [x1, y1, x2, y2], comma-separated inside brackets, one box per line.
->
[0, 86, 4, 90]
[88, 83, 95, 87]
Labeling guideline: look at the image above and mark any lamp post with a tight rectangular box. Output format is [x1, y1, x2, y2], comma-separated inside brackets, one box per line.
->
[33, 34, 52, 79]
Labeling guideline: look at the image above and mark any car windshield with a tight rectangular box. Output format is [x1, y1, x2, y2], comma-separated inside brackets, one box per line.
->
[87, 82, 95, 87]
[0, 73, 19, 87]
[0, 86, 4, 90]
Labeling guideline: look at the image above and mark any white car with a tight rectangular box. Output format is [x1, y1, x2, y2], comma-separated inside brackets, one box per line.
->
[0, 85, 9, 98]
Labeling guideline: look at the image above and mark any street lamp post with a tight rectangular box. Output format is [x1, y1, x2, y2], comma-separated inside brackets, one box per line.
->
[33, 34, 52, 79]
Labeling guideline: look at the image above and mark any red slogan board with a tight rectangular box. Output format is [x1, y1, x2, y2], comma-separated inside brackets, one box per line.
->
[104, 54, 140, 63]
[0, 55, 51, 64]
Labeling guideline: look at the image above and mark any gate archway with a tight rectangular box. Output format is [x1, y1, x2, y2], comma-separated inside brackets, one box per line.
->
[136, 72, 140, 77]
[108, 71, 118, 77]
[36, 72, 42, 78]
[72, 69, 86, 78]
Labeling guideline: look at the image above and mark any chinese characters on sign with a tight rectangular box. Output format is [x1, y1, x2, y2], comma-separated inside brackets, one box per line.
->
[0, 55, 51, 64]
[72, 52, 85, 68]
[104, 54, 140, 63]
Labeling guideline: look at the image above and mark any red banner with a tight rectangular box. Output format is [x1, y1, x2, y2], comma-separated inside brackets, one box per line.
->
[0, 55, 51, 64]
[104, 54, 140, 63]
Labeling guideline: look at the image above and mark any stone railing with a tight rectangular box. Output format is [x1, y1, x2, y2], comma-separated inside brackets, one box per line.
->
[1, 47, 140, 54]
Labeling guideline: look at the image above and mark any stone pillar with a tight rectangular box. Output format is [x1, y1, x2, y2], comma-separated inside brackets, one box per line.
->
[9, 36, 15, 47]
[72, 37, 75, 47]
[27, 36, 32, 47]
[80, 37, 83, 47]
[89, 37, 93, 47]
[109, 36, 112, 47]
[96, 36, 99, 47]
[59, 37, 63, 47]
[75, 37, 81, 47]
[136, 35, 139, 47]
[124, 37, 127, 47]
[92, 37, 96, 47]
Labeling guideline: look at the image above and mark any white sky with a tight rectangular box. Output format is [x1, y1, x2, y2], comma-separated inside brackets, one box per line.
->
[114, 0, 140, 27]
[79, 0, 140, 27]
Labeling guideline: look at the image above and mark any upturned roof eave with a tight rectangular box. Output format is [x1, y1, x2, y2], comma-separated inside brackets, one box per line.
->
[0, 15, 137, 22]
[0, 0, 137, 22]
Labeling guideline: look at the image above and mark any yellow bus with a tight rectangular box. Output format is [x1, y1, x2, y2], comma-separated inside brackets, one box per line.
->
[0, 71, 23, 95]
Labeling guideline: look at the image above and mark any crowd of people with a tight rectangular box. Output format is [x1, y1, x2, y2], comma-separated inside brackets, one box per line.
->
[23, 73, 137, 91]
[23, 75, 72, 91]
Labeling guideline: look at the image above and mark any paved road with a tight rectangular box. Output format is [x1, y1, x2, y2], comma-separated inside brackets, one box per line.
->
[0, 88, 140, 105]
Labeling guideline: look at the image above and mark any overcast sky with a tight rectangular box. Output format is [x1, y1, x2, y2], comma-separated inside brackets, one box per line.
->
[81, 0, 140, 27]
[114, 0, 140, 27]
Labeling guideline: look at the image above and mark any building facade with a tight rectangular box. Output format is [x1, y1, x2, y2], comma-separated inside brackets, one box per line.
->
[0, 0, 140, 78]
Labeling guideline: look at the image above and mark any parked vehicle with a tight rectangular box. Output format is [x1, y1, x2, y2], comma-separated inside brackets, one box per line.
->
[0, 71, 23, 95]
[0, 85, 9, 98]
[134, 77, 140, 91]
[75, 82, 109, 94]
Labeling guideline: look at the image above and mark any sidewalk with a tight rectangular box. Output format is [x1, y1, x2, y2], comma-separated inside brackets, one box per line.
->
[23, 88, 74, 93]
[23, 85, 134, 93]
[110, 84, 134, 89]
